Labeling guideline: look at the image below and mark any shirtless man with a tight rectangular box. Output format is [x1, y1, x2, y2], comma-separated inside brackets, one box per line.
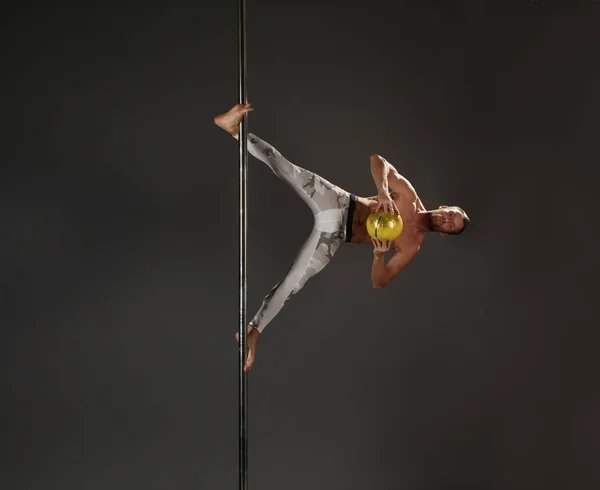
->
[214, 103, 469, 372]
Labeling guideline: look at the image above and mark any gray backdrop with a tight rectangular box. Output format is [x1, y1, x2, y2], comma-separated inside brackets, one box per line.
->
[2, 1, 599, 489]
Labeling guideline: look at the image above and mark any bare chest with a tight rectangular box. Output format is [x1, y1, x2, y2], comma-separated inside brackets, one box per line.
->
[354, 194, 424, 251]
[391, 196, 424, 252]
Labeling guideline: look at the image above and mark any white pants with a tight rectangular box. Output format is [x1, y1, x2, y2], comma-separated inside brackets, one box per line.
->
[236, 133, 355, 333]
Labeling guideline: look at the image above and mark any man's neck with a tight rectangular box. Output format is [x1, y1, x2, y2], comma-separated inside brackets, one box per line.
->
[415, 211, 433, 232]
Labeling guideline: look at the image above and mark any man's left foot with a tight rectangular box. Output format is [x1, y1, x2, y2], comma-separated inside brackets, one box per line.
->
[235, 324, 260, 372]
[214, 103, 254, 136]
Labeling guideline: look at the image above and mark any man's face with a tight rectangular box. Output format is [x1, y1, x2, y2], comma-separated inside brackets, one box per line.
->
[430, 206, 465, 234]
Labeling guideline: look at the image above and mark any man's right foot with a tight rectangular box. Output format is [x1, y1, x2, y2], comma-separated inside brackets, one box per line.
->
[214, 103, 254, 136]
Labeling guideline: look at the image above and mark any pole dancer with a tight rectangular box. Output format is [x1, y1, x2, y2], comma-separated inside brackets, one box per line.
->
[217, 104, 471, 374]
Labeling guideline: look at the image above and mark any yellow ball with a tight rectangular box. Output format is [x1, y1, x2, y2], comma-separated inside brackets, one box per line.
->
[366, 211, 403, 241]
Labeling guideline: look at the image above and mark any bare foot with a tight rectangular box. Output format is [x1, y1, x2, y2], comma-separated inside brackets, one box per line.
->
[235, 324, 260, 372]
[214, 103, 254, 136]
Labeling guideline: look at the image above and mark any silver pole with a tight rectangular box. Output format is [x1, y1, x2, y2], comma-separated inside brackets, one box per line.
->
[237, 0, 249, 489]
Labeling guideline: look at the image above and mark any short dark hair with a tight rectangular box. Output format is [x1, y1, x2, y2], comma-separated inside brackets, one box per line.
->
[448, 207, 470, 235]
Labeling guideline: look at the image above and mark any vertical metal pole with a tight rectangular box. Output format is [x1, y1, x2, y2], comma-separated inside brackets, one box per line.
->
[238, 0, 249, 489]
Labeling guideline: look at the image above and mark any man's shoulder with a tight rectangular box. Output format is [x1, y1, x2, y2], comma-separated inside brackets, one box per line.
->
[393, 240, 421, 256]
[408, 242, 422, 255]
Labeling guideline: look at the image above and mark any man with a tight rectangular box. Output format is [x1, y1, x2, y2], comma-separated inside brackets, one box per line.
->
[214, 103, 469, 372]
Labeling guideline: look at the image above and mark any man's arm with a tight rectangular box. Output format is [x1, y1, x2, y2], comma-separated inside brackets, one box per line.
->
[371, 247, 419, 289]
[370, 154, 418, 202]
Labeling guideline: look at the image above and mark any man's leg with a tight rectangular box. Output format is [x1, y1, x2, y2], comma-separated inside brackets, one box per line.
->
[215, 104, 347, 216]
[216, 104, 352, 370]
[250, 226, 346, 334]
[233, 127, 352, 330]
[242, 133, 348, 216]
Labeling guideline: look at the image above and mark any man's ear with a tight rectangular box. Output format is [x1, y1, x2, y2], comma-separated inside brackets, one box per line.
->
[439, 205, 448, 209]
[439, 232, 448, 237]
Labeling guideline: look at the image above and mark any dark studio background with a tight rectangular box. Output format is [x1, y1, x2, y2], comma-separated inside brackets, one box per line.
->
[1, 1, 599, 489]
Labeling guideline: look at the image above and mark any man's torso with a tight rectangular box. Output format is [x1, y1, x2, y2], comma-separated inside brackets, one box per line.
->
[351, 192, 425, 253]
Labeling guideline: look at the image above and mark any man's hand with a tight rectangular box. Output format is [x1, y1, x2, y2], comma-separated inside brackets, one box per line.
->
[372, 238, 392, 255]
[375, 190, 400, 215]
[235, 325, 261, 372]
[371, 238, 391, 288]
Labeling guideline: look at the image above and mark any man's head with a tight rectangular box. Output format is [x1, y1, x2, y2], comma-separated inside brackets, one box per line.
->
[428, 206, 470, 235]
